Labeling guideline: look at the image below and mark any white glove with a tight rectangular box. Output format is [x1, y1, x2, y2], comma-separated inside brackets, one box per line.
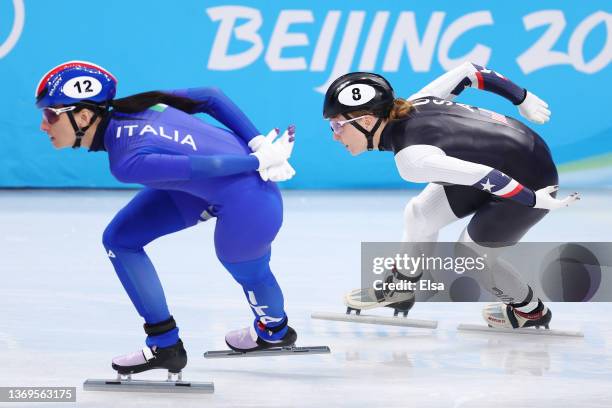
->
[533, 185, 580, 210]
[249, 128, 278, 181]
[248, 127, 297, 183]
[267, 161, 296, 182]
[518, 91, 551, 124]
[248, 128, 279, 152]
[265, 126, 296, 182]
[250, 125, 295, 181]
[249, 128, 297, 183]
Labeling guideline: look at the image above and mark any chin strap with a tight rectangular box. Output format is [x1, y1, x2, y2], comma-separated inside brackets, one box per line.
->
[343, 114, 383, 151]
[67, 105, 105, 149]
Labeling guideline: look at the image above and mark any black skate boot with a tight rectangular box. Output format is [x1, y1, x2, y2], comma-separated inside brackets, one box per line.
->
[112, 316, 187, 375]
[84, 317, 216, 393]
[112, 339, 187, 375]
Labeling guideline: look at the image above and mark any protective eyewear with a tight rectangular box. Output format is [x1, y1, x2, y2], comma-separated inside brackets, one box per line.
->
[329, 115, 368, 133]
[42, 106, 77, 124]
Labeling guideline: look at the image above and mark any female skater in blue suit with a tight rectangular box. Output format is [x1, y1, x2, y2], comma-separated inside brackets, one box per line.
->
[35, 61, 296, 376]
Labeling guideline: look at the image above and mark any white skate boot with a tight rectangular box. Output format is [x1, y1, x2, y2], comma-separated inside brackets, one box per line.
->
[312, 266, 438, 329]
[458, 299, 583, 337]
[483, 300, 552, 329]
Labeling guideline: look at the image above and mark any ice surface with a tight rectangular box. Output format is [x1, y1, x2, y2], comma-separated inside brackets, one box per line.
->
[1, 190, 611, 407]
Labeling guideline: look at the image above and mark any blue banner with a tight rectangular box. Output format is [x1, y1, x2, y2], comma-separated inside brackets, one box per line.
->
[1, 1, 610, 188]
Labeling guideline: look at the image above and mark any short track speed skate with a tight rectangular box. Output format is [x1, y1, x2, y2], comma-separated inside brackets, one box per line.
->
[312, 267, 438, 329]
[84, 339, 214, 393]
[204, 320, 330, 358]
[458, 300, 584, 337]
[84, 318, 214, 393]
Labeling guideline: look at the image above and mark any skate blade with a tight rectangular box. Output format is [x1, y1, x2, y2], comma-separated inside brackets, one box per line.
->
[83, 378, 214, 393]
[311, 312, 438, 329]
[457, 324, 584, 338]
[203, 345, 331, 359]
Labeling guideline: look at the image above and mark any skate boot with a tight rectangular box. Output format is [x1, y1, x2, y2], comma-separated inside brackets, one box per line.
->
[84, 315, 215, 393]
[86, 339, 213, 393]
[483, 300, 552, 330]
[225, 319, 297, 353]
[344, 265, 419, 317]
[112, 339, 187, 375]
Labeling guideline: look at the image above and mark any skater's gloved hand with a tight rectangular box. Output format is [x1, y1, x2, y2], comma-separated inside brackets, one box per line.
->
[533, 185, 580, 210]
[518, 91, 551, 124]
[265, 126, 296, 182]
[266, 161, 296, 182]
[249, 128, 279, 181]
[248, 128, 278, 153]
[251, 125, 296, 181]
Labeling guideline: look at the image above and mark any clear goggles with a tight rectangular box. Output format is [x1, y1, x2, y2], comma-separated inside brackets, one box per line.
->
[329, 115, 367, 133]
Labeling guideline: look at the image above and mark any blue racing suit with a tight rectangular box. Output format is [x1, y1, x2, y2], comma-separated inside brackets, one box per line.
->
[95, 88, 288, 347]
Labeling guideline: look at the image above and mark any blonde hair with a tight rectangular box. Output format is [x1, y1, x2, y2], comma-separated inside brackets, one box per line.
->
[388, 98, 413, 120]
[346, 98, 413, 121]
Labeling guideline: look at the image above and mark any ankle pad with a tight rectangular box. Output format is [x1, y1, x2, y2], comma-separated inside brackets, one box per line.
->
[144, 316, 177, 336]
[257, 317, 288, 335]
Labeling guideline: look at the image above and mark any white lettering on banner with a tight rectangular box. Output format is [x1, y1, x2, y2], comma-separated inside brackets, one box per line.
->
[310, 11, 341, 71]
[383, 11, 445, 72]
[207, 7, 494, 93]
[265, 10, 313, 70]
[205, 7, 611, 91]
[517, 10, 612, 74]
[206, 6, 263, 70]
[438, 11, 493, 71]
[568, 11, 612, 74]
[358, 11, 391, 71]
[0, 0, 25, 59]
[315, 11, 366, 94]
[517, 11, 572, 74]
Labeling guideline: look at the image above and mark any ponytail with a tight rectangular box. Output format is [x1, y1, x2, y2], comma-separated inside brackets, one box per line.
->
[109, 91, 201, 114]
[388, 98, 413, 120]
[339, 98, 414, 122]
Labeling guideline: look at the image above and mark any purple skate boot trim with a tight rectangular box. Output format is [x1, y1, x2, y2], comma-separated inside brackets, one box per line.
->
[112, 346, 155, 366]
[225, 326, 259, 351]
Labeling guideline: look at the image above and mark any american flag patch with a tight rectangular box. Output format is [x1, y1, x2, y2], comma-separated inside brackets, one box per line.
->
[479, 108, 508, 124]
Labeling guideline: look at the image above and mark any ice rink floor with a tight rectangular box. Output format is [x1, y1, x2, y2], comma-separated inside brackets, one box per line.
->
[1, 189, 611, 408]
